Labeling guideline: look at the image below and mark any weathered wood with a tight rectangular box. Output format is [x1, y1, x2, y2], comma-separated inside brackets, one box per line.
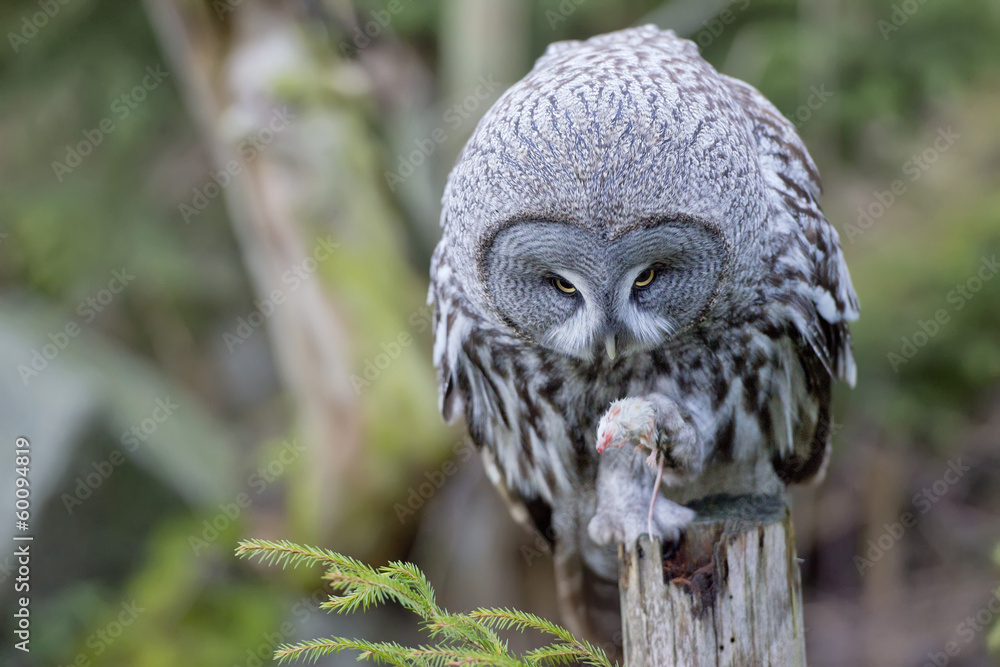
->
[619, 494, 806, 666]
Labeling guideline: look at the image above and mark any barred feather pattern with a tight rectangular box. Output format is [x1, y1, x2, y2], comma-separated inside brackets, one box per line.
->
[428, 25, 858, 644]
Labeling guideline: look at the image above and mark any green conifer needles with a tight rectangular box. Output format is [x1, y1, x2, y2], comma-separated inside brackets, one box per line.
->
[235, 539, 614, 666]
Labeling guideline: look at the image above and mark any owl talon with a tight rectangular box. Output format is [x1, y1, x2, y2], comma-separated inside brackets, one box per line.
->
[596, 394, 702, 484]
[588, 490, 694, 548]
[590, 394, 700, 549]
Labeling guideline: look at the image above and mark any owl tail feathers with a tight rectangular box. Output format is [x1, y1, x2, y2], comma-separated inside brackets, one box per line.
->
[553, 541, 623, 660]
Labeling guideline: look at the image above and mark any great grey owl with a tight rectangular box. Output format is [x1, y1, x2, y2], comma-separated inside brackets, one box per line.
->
[428, 25, 858, 642]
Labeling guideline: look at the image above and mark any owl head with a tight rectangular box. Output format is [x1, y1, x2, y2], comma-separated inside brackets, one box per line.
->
[440, 26, 792, 361]
[483, 216, 727, 360]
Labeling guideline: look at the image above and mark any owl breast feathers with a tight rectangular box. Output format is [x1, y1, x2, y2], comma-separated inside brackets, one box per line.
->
[428, 25, 857, 642]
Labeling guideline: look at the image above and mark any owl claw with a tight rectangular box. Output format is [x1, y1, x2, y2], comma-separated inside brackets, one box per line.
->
[590, 393, 701, 550]
[588, 491, 694, 548]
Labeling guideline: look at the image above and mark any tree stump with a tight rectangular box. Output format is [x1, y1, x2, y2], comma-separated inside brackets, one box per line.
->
[618, 494, 806, 666]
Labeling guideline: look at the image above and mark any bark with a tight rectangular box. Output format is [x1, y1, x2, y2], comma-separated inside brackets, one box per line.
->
[619, 494, 807, 666]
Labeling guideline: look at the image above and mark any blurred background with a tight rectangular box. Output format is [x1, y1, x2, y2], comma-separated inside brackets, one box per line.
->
[1, 0, 999, 665]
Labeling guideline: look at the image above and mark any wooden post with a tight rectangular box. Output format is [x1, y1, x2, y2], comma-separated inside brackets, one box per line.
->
[618, 494, 806, 666]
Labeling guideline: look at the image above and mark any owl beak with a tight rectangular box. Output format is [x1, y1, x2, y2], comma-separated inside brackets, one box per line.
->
[604, 335, 617, 361]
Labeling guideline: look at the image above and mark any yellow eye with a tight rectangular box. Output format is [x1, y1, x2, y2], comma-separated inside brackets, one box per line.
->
[555, 278, 577, 294]
[634, 268, 655, 288]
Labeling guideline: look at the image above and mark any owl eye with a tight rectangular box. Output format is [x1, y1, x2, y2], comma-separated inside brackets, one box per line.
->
[634, 268, 655, 288]
[553, 277, 577, 294]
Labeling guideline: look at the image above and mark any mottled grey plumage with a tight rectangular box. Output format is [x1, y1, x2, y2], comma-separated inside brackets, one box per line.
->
[429, 25, 858, 643]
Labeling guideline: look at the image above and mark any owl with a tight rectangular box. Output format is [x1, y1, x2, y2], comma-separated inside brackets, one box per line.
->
[428, 26, 858, 643]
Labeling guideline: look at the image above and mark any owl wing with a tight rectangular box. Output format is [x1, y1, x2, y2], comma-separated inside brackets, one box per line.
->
[431, 244, 607, 639]
[428, 243, 467, 426]
[722, 76, 859, 483]
[429, 241, 554, 520]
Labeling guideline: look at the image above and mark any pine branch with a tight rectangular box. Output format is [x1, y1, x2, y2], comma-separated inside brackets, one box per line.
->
[321, 564, 438, 618]
[409, 645, 524, 667]
[470, 608, 576, 643]
[471, 609, 613, 667]
[523, 643, 589, 666]
[236, 538, 364, 572]
[425, 612, 508, 656]
[237, 540, 616, 667]
[273, 637, 413, 665]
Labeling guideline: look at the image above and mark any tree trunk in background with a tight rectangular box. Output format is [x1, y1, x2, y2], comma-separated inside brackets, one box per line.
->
[144, 0, 361, 541]
[143, 0, 448, 548]
[439, 0, 528, 154]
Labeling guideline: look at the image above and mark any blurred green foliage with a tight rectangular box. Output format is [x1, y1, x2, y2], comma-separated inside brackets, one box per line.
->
[40, 520, 288, 667]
